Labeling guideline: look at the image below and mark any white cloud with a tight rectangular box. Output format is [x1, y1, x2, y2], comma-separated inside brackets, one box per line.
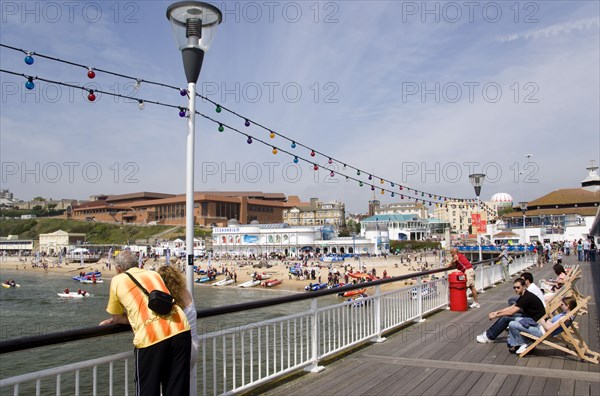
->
[497, 17, 600, 42]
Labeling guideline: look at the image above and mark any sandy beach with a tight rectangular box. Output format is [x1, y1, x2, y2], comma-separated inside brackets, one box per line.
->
[0, 252, 446, 294]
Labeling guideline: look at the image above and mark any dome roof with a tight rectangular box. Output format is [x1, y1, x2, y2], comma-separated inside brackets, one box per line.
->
[490, 193, 513, 203]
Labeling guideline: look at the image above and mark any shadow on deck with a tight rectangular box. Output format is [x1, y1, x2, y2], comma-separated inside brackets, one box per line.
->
[259, 255, 600, 396]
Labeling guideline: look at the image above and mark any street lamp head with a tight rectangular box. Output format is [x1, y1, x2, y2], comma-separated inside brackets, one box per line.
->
[167, 1, 222, 83]
[519, 201, 528, 211]
[468, 173, 486, 197]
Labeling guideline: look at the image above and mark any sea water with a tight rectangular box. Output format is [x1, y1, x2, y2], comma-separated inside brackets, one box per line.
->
[0, 269, 321, 385]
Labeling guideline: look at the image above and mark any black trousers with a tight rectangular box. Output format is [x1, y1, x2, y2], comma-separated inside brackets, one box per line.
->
[134, 330, 191, 396]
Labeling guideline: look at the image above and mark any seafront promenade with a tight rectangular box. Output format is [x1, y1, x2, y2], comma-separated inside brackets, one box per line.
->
[259, 255, 600, 396]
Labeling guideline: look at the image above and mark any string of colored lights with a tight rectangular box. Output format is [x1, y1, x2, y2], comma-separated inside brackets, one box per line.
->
[0, 69, 186, 114]
[0, 44, 498, 215]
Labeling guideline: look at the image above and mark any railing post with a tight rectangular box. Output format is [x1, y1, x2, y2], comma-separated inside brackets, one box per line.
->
[478, 264, 486, 292]
[372, 285, 386, 343]
[415, 276, 425, 323]
[304, 298, 324, 373]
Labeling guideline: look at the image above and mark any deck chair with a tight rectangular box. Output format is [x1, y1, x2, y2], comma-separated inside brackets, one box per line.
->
[543, 268, 586, 315]
[518, 296, 599, 364]
[546, 267, 583, 313]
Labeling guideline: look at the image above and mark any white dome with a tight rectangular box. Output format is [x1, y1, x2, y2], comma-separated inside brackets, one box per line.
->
[491, 193, 513, 207]
[490, 193, 513, 203]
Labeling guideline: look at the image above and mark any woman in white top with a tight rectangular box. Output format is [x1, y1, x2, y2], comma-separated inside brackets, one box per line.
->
[159, 265, 199, 396]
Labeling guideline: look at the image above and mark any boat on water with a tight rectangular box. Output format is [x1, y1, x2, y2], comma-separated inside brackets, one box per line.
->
[348, 295, 369, 307]
[304, 282, 328, 291]
[57, 292, 91, 298]
[194, 276, 212, 284]
[262, 279, 283, 288]
[80, 279, 104, 284]
[212, 278, 234, 287]
[72, 271, 102, 281]
[238, 280, 261, 288]
[340, 288, 366, 298]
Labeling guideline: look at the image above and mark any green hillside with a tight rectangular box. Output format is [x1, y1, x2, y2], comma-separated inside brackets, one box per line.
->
[0, 218, 176, 244]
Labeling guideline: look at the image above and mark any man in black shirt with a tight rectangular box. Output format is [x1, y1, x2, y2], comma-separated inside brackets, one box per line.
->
[476, 278, 545, 352]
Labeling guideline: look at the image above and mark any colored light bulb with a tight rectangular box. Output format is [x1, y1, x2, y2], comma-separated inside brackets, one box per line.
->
[330, 171, 334, 177]
[359, 181, 363, 187]
[391, 192, 395, 197]
[218, 124, 224, 132]
[293, 156, 299, 163]
[215, 105, 222, 113]
[291, 141, 296, 149]
[24, 55, 34, 65]
[88, 91, 96, 102]
[328, 158, 333, 164]
[25, 78, 35, 90]
[313, 164, 319, 171]
[87, 69, 95, 79]
[270, 131, 275, 139]
[272, 147, 278, 155]
[138, 100, 145, 110]
[381, 189, 385, 195]
[179, 109, 186, 117]
[247, 136, 253, 144]
[391, 183, 394, 187]
[368, 175, 372, 180]
[380, 179, 384, 184]
[357, 170, 361, 176]
[245, 119, 250, 127]
[180, 89, 187, 96]
[310, 150, 315, 157]
[371, 185, 375, 191]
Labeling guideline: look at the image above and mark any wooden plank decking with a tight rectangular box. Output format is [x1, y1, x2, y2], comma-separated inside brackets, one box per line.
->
[258, 255, 600, 396]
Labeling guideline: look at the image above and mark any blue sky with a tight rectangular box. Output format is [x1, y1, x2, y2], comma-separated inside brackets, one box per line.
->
[1, 1, 598, 213]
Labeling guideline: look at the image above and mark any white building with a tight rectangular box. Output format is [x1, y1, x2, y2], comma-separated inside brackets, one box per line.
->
[0, 235, 34, 254]
[211, 222, 389, 257]
[501, 163, 600, 243]
[152, 238, 205, 257]
[374, 202, 428, 219]
[360, 214, 428, 241]
[38, 230, 86, 254]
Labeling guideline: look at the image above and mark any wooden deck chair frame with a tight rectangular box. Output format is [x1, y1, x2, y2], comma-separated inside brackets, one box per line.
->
[544, 268, 586, 315]
[519, 296, 599, 364]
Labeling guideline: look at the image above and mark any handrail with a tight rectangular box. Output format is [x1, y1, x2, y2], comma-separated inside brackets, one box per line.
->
[0, 255, 517, 355]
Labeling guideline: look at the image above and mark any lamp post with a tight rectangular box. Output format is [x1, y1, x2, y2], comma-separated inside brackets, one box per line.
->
[520, 201, 527, 248]
[469, 173, 486, 262]
[167, 1, 222, 293]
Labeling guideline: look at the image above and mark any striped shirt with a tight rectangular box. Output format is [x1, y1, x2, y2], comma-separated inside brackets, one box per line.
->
[106, 268, 190, 348]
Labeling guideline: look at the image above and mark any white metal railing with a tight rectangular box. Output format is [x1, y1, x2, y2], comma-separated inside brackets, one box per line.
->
[1, 255, 534, 395]
[0, 351, 133, 396]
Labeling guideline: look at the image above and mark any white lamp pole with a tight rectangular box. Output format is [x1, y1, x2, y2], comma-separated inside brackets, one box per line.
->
[520, 201, 528, 247]
[167, 1, 222, 293]
[469, 173, 486, 262]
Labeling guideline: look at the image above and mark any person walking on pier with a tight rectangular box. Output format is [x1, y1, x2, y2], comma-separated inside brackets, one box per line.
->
[100, 250, 191, 396]
[497, 246, 511, 282]
[448, 248, 480, 308]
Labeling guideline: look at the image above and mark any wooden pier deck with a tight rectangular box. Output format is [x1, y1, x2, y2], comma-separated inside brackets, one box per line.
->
[260, 255, 600, 396]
